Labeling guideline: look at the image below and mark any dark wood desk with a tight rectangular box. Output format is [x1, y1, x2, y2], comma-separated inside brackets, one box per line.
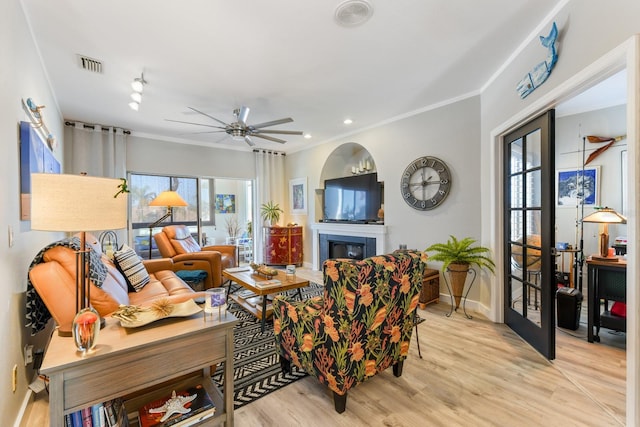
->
[586, 257, 627, 343]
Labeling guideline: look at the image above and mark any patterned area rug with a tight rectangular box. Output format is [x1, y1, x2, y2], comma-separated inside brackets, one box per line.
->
[212, 281, 323, 409]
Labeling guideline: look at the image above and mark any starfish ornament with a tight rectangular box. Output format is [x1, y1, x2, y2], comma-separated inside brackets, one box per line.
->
[148, 390, 197, 422]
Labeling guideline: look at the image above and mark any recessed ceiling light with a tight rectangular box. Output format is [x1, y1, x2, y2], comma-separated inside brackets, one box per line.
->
[335, 0, 373, 27]
[304, 133, 312, 139]
[343, 119, 353, 125]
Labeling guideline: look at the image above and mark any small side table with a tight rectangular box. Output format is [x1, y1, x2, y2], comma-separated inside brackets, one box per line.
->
[419, 268, 440, 309]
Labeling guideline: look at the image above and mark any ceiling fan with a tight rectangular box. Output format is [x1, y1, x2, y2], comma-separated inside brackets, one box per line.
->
[167, 106, 303, 147]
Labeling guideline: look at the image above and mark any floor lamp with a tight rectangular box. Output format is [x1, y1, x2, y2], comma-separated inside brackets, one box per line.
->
[31, 173, 127, 349]
[582, 207, 627, 262]
[148, 191, 187, 259]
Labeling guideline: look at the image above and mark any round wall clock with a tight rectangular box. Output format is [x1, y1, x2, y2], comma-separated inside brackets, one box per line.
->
[400, 156, 452, 210]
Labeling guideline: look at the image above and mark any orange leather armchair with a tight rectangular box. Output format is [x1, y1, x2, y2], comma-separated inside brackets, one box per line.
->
[154, 225, 237, 288]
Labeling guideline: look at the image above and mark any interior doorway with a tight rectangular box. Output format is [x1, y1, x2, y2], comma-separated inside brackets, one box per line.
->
[490, 37, 638, 425]
[551, 69, 628, 422]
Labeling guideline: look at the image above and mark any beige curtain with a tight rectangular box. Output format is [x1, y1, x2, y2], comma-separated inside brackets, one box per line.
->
[63, 122, 128, 244]
[254, 150, 286, 263]
[63, 122, 126, 178]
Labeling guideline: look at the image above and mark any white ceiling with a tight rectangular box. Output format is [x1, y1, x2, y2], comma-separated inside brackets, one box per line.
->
[22, 0, 571, 153]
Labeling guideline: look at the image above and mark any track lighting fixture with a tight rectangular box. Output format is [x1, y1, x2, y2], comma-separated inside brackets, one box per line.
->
[129, 72, 147, 111]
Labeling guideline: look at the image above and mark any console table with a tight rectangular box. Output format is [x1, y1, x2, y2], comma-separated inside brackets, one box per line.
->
[41, 312, 238, 427]
[586, 257, 626, 343]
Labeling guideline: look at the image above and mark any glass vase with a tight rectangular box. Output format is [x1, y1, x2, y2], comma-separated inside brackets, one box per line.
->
[72, 307, 100, 352]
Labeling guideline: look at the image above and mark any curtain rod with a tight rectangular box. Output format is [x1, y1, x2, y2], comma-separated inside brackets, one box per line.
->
[64, 120, 131, 135]
[252, 149, 286, 156]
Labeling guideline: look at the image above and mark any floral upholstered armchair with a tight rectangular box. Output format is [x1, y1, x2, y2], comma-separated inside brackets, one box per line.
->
[273, 250, 426, 413]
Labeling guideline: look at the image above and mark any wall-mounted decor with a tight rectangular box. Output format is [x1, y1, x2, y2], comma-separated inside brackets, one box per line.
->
[20, 121, 60, 220]
[215, 194, 236, 214]
[290, 177, 307, 215]
[516, 22, 558, 99]
[21, 98, 57, 150]
[556, 166, 599, 208]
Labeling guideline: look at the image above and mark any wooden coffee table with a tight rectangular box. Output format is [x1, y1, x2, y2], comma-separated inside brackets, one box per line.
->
[223, 268, 309, 332]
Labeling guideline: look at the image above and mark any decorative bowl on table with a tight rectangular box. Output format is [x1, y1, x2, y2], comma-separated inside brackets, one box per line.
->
[249, 262, 278, 279]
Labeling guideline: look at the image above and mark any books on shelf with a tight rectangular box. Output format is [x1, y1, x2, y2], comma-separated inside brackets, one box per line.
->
[236, 289, 257, 300]
[254, 279, 281, 289]
[138, 384, 215, 427]
[65, 397, 128, 427]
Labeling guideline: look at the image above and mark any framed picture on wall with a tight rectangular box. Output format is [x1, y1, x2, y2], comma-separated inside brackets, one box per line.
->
[556, 166, 600, 207]
[290, 177, 307, 215]
[215, 194, 236, 213]
[20, 121, 60, 221]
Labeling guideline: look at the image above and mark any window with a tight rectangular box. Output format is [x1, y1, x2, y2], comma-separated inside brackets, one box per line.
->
[128, 173, 253, 259]
[129, 173, 206, 258]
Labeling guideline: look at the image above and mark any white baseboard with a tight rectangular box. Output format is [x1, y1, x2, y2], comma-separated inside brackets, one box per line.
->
[13, 388, 34, 427]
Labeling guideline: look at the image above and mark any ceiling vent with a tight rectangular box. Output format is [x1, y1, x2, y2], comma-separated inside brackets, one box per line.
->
[335, 0, 373, 27]
[77, 55, 103, 73]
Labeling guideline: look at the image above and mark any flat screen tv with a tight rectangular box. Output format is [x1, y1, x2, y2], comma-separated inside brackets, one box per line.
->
[323, 173, 381, 223]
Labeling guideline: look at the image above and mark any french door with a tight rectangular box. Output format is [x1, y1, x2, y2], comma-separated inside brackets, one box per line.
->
[504, 110, 556, 360]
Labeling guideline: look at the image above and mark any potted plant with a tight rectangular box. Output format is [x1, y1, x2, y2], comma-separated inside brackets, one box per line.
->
[425, 235, 495, 310]
[260, 201, 284, 226]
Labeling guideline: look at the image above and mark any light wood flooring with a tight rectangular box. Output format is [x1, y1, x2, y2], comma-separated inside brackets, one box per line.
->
[21, 267, 626, 427]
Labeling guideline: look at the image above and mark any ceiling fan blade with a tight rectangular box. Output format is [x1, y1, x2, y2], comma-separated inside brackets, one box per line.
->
[237, 106, 250, 125]
[187, 130, 227, 135]
[252, 133, 287, 144]
[250, 117, 293, 129]
[244, 135, 255, 147]
[165, 119, 225, 129]
[255, 129, 304, 135]
[187, 107, 230, 127]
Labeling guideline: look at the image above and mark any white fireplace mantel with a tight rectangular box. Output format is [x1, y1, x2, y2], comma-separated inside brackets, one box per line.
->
[311, 222, 387, 270]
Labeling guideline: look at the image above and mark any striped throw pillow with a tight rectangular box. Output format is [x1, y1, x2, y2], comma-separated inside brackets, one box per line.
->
[114, 244, 150, 292]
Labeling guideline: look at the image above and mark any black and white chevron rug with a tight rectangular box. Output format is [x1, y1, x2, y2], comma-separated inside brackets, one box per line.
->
[212, 281, 323, 409]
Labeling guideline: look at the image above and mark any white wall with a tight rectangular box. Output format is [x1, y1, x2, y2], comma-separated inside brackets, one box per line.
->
[481, 1, 640, 309]
[2, 0, 66, 424]
[126, 135, 255, 179]
[555, 105, 627, 257]
[480, 2, 640, 425]
[287, 96, 483, 300]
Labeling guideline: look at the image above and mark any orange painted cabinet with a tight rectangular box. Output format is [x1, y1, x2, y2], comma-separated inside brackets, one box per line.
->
[264, 226, 303, 266]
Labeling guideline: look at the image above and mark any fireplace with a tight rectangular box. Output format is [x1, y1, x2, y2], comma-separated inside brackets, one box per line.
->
[319, 234, 377, 265]
[311, 223, 387, 270]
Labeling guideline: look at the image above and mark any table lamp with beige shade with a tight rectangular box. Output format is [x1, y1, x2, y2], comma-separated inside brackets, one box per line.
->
[147, 190, 188, 259]
[30, 173, 127, 351]
[582, 206, 627, 262]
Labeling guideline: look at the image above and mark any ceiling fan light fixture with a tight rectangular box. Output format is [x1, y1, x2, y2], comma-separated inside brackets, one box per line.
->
[335, 0, 373, 27]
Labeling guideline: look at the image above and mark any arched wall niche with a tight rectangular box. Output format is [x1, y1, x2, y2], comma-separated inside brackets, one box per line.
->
[314, 142, 380, 222]
[319, 142, 377, 182]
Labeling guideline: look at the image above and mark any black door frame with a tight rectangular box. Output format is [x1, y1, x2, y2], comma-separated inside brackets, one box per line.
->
[503, 110, 556, 360]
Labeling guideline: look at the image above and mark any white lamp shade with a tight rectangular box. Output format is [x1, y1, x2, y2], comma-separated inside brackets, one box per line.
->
[31, 173, 128, 232]
[582, 207, 627, 224]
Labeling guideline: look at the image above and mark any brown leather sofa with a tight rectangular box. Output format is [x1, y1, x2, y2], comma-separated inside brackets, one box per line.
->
[28, 237, 201, 335]
[153, 225, 237, 288]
